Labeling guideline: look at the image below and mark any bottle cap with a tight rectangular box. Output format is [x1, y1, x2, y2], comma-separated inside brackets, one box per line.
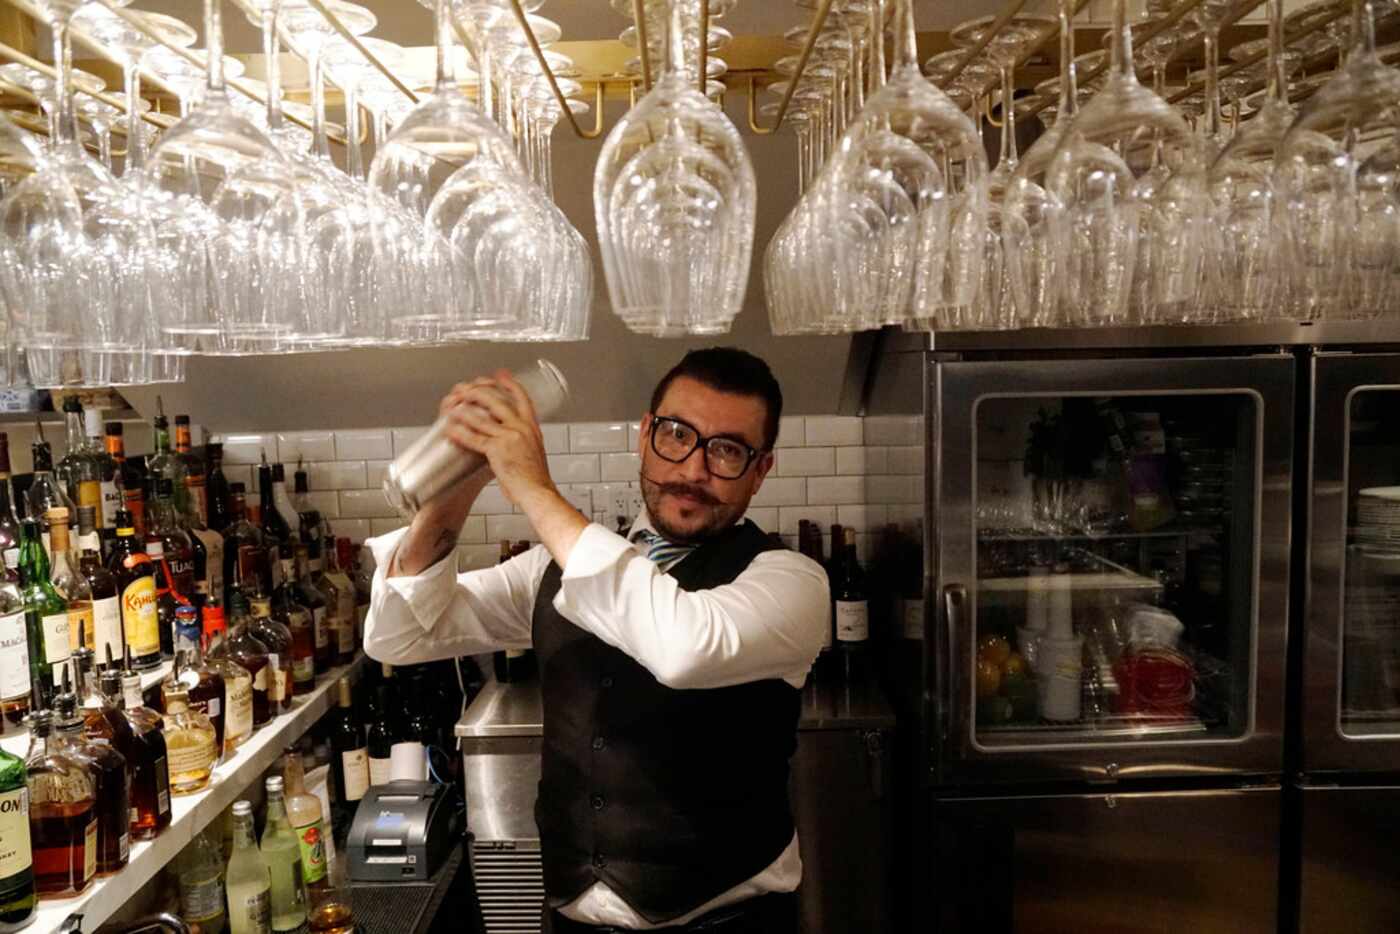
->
[174, 415, 190, 426]
[76, 505, 97, 535]
[62, 395, 81, 414]
[84, 409, 102, 438]
[265, 775, 284, 794]
[233, 800, 253, 817]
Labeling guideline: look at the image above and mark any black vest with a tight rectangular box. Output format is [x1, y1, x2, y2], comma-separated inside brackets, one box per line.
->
[531, 520, 801, 924]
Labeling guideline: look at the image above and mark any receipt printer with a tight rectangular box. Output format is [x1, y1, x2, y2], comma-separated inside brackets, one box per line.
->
[347, 781, 461, 882]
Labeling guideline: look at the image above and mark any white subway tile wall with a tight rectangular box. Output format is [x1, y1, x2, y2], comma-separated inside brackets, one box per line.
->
[185, 418, 928, 565]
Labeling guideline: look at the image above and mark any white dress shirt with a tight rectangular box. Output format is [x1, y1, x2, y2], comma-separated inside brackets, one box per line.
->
[363, 511, 829, 929]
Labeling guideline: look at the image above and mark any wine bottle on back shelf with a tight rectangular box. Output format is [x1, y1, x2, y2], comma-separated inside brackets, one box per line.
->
[75, 507, 121, 665]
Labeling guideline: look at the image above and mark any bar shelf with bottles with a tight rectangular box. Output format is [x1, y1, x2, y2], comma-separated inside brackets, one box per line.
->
[0, 395, 381, 934]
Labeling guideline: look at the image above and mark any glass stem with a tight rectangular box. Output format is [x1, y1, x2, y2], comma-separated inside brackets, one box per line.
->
[999, 63, 1017, 171]
[97, 124, 111, 169]
[434, 0, 457, 92]
[205, 0, 225, 93]
[480, 45, 495, 119]
[123, 62, 143, 173]
[1203, 28, 1220, 141]
[1109, 0, 1133, 82]
[1057, 0, 1077, 120]
[344, 83, 363, 180]
[51, 18, 76, 144]
[1353, 0, 1376, 57]
[262, 5, 285, 134]
[892, 0, 917, 71]
[868, 0, 886, 93]
[310, 49, 330, 160]
[664, 0, 686, 81]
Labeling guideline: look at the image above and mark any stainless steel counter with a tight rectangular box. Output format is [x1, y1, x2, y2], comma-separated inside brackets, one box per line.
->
[454, 673, 897, 738]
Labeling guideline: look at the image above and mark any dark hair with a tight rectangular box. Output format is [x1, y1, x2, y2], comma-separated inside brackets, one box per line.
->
[649, 348, 783, 450]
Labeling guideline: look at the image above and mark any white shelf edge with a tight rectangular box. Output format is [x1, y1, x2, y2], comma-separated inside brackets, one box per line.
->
[26, 656, 363, 934]
[0, 662, 175, 759]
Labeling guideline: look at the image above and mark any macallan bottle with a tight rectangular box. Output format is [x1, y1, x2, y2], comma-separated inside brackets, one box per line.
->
[99, 667, 170, 842]
[250, 594, 294, 714]
[46, 510, 93, 656]
[165, 608, 226, 756]
[107, 510, 160, 670]
[75, 507, 121, 666]
[204, 606, 254, 755]
[54, 682, 128, 877]
[0, 545, 27, 727]
[24, 709, 95, 898]
[0, 731, 35, 931]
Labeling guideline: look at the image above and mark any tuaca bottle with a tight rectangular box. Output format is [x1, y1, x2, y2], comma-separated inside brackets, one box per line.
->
[26, 439, 72, 557]
[261, 776, 309, 934]
[107, 510, 161, 670]
[282, 753, 328, 895]
[56, 397, 101, 527]
[176, 827, 227, 934]
[204, 606, 254, 756]
[46, 510, 94, 656]
[162, 682, 217, 796]
[75, 507, 121, 666]
[0, 435, 20, 582]
[0, 734, 35, 930]
[24, 708, 95, 898]
[174, 416, 208, 527]
[18, 520, 70, 707]
[223, 483, 270, 608]
[226, 800, 272, 934]
[0, 541, 27, 728]
[101, 663, 171, 842]
[165, 608, 227, 756]
[54, 678, 129, 877]
[206, 442, 232, 535]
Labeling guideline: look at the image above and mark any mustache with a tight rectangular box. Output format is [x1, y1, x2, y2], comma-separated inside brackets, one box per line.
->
[647, 479, 722, 506]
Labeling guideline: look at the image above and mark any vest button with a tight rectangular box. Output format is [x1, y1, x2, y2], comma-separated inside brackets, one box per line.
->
[593, 853, 607, 869]
[591, 794, 606, 811]
[592, 736, 606, 751]
[601, 676, 614, 689]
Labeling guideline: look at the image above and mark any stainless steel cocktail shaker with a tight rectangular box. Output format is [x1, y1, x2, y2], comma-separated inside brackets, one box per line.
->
[382, 360, 569, 517]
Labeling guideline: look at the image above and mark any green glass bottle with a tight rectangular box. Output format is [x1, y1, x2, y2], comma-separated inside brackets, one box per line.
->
[18, 520, 69, 708]
[0, 739, 35, 931]
[260, 776, 307, 934]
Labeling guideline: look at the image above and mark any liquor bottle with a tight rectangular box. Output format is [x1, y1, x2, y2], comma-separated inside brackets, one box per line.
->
[107, 511, 160, 670]
[223, 483, 271, 607]
[323, 535, 355, 665]
[56, 397, 101, 526]
[222, 591, 272, 729]
[204, 608, 254, 756]
[182, 474, 224, 613]
[340, 540, 369, 644]
[147, 479, 196, 657]
[164, 608, 227, 755]
[0, 733, 34, 931]
[74, 648, 134, 771]
[272, 466, 298, 543]
[271, 550, 315, 693]
[0, 435, 21, 582]
[834, 528, 869, 680]
[328, 678, 368, 823]
[0, 545, 27, 728]
[46, 510, 94, 656]
[206, 442, 232, 535]
[282, 753, 328, 894]
[797, 521, 834, 678]
[287, 546, 329, 676]
[105, 423, 146, 538]
[292, 466, 313, 529]
[75, 507, 121, 666]
[176, 827, 227, 934]
[364, 685, 396, 788]
[146, 403, 189, 517]
[84, 409, 120, 537]
[305, 535, 341, 674]
[18, 520, 69, 707]
[258, 462, 292, 556]
[226, 800, 273, 934]
[250, 593, 294, 714]
[26, 440, 72, 556]
[24, 708, 95, 898]
[174, 416, 208, 527]
[163, 682, 217, 796]
[54, 684, 129, 877]
[260, 776, 309, 934]
[100, 665, 171, 842]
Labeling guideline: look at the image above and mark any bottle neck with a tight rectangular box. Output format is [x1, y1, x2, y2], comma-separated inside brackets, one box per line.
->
[175, 426, 192, 454]
[64, 411, 85, 452]
[154, 427, 171, 455]
[233, 813, 258, 850]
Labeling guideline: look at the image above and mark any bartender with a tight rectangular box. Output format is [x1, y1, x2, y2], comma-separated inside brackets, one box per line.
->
[363, 348, 828, 933]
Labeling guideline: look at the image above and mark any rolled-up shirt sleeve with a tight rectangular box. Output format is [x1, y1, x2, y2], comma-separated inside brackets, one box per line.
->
[363, 527, 548, 665]
[555, 523, 829, 690]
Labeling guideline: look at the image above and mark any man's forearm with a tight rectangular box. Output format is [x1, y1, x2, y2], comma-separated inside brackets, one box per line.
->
[389, 469, 494, 576]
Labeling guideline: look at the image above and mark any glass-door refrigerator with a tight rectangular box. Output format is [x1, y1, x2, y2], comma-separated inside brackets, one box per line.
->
[870, 347, 1293, 933]
[1298, 351, 1400, 932]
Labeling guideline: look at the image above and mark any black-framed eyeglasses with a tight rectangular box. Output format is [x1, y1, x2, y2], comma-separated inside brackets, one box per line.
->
[649, 414, 766, 480]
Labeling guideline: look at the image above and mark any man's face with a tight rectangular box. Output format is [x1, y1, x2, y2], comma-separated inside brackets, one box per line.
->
[639, 376, 774, 544]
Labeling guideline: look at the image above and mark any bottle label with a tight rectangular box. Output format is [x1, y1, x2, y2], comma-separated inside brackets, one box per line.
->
[100, 481, 121, 529]
[253, 664, 268, 692]
[225, 675, 253, 744]
[271, 665, 288, 704]
[207, 697, 221, 719]
[83, 816, 96, 882]
[0, 610, 29, 702]
[180, 873, 224, 922]
[41, 612, 71, 665]
[312, 607, 327, 650]
[92, 596, 122, 662]
[202, 532, 224, 600]
[335, 621, 353, 656]
[168, 734, 216, 775]
[1, 549, 16, 573]
[237, 886, 273, 934]
[123, 681, 144, 711]
[186, 477, 208, 526]
[293, 656, 315, 683]
[155, 757, 170, 815]
[902, 599, 925, 641]
[294, 817, 328, 885]
[67, 605, 94, 653]
[0, 788, 31, 877]
[835, 600, 870, 643]
[368, 756, 392, 788]
[118, 831, 129, 862]
[76, 480, 101, 515]
[121, 574, 160, 658]
[341, 749, 370, 802]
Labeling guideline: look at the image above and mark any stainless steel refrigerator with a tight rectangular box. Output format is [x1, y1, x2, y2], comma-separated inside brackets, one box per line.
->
[1297, 351, 1400, 933]
[866, 333, 1294, 933]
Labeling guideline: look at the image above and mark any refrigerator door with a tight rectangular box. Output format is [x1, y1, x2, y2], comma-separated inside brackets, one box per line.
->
[1298, 784, 1400, 932]
[933, 356, 1292, 785]
[930, 786, 1281, 934]
[1304, 352, 1400, 773]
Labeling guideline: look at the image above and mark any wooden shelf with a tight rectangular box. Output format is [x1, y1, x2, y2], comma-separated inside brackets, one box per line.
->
[20, 656, 363, 934]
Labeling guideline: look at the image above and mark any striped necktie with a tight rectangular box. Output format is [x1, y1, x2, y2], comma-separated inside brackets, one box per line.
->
[631, 529, 697, 571]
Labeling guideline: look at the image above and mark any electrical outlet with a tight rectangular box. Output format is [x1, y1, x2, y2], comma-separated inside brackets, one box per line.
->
[626, 488, 644, 519]
[611, 487, 631, 521]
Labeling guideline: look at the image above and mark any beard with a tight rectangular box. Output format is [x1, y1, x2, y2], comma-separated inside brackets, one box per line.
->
[639, 474, 744, 545]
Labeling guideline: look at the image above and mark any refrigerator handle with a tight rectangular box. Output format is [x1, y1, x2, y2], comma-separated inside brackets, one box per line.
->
[941, 583, 968, 745]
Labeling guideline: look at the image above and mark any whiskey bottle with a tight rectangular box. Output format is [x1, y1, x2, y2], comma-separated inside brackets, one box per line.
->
[105, 423, 146, 538]
[24, 709, 95, 898]
[18, 520, 69, 707]
[206, 442, 233, 536]
[146, 478, 195, 658]
[258, 462, 292, 560]
[164, 608, 227, 756]
[174, 416, 208, 527]
[0, 545, 27, 727]
[250, 594, 294, 715]
[223, 483, 270, 608]
[306, 533, 342, 674]
[75, 507, 121, 665]
[46, 510, 93, 656]
[99, 666, 170, 842]
[341, 539, 369, 646]
[0, 733, 34, 931]
[107, 511, 160, 670]
[56, 397, 101, 528]
[292, 546, 329, 675]
[204, 611, 254, 756]
[271, 547, 314, 692]
[162, 682, 217, 796]
[322, 533, 356, 666]
[54, 681, 128, 877]
[223, 592, 272, 729]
